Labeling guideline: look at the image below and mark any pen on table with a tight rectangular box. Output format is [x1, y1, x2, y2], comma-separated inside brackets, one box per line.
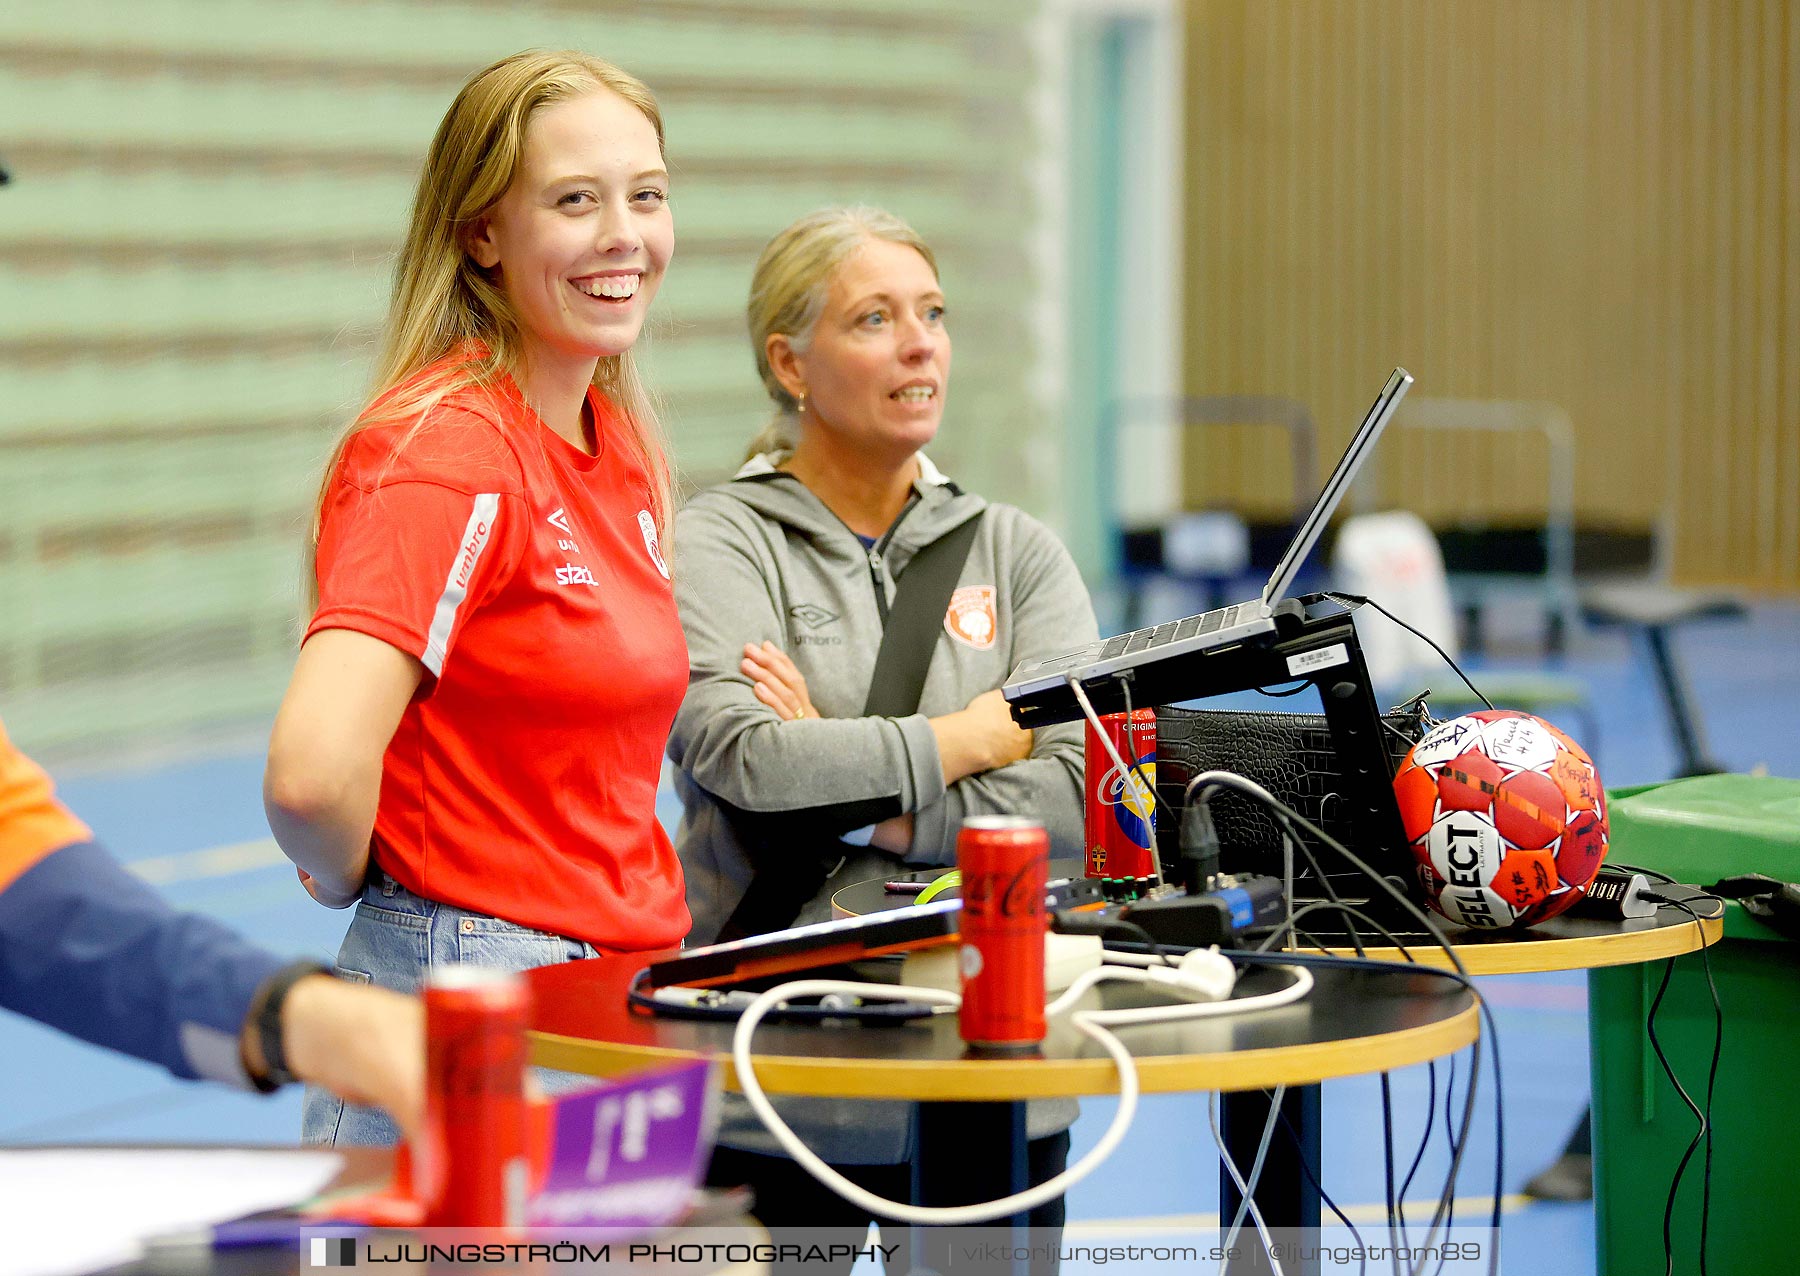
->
[883, 879, 930, 895]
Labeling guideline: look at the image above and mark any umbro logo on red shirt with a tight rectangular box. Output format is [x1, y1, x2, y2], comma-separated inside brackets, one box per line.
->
[546, 506, 582, 555]
[454, 519, 492, 589]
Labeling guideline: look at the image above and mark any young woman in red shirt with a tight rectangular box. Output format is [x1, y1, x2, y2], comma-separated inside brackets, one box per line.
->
[263, 50, 687, 1145]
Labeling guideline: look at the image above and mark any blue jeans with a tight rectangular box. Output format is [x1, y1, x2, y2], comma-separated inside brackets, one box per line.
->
[301, 871, 599, 1147]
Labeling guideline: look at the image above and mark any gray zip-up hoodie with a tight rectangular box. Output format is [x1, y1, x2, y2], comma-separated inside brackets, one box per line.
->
[667, 452, 1099, 1162]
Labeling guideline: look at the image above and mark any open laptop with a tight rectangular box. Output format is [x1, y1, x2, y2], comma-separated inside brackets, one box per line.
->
[1004, 367, 1413, 703]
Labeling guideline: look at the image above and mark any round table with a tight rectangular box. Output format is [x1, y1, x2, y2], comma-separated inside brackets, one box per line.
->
[527, 947, 1476, 1276]
[1298, 888, 1721, 971]
[527, 951, 1478, 1097]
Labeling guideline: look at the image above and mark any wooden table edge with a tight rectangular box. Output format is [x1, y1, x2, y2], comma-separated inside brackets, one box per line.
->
[530, 1001, 1479, 1100]
[1306, 913, 1721, 974]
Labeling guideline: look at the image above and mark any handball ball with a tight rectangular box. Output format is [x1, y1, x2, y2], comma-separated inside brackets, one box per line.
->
[1394, 710, 1608, 929]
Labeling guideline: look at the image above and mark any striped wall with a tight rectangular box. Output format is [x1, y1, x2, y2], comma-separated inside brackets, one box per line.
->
[0, 0, 1045, 756]
[1182, 0, 1799, 593]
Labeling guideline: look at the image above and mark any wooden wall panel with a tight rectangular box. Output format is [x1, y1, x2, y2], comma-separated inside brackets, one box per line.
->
[1183, 0, 1799, 592]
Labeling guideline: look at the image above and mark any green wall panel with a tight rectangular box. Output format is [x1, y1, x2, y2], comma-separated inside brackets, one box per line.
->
[0, 0, 1050, 760]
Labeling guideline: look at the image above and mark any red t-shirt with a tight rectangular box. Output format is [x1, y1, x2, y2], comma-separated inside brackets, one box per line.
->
[308, 363, 689, 950]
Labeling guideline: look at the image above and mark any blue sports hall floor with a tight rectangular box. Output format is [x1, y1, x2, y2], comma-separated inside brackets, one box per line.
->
[7, 595, 1796, 1275]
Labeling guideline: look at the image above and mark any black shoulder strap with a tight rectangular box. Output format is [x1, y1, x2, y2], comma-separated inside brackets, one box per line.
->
[714, 509, 984, 943]
[862, 510, 984, 717]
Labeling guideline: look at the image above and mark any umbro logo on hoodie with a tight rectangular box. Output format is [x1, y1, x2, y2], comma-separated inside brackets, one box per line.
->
[790, 603, 844, 646]
[789, 604, 840, 630]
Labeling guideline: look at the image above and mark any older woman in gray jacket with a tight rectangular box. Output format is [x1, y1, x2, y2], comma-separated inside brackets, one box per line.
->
[666, 206, 1097, 1269]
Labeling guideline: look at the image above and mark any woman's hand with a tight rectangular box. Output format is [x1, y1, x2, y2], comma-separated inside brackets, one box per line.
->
[260, 975, 425, 1142]
[929, 688, 1035, 786]
[869, 812, 915, 855]
[742, 641, 818, 722]
[961, 689, 1036, 769]
[297, 866, 363, 911]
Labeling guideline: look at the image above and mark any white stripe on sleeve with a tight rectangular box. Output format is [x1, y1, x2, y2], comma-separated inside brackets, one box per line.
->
[423, 492, 501, 677]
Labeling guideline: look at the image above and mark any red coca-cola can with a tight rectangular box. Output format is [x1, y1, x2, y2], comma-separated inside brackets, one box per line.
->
[1084, 708, 1159, 878]
[419, 966, 532, 1228]
[956, 815, 1049, 1049]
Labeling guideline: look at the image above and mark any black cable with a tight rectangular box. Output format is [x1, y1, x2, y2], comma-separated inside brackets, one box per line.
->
[623, 968, 943, 1024]
[1276, 1104, 1370, 1276]
[1378, 711, 1432, 751]
[1325, 591, 1494, 710]
[1671, 901, 1723, 1276]
[1281, 841, 1361, 947]
[1228, 848, 1498, 1276]
[1181, 774, 1472, 980]
[1257, 911, 1308, 954]
[1195, 784, 1490, 1267]
[1254, 679, 1314, 698]
[1239, 933, 1424, 1276]
[1188, 777, 1368, 957]
[1071, 914, 1176, 967]
[1272, 899, 1418, 960]
[1288, 896, 1425, 1252]
[1645, 955, 1706, 1276]
[1279, 826, 1368, 955]
[1639, 893, 1725, 1276]
[1381, 1074, 1404, 1276]
[1436, 1048, 1467, 1276]
[1225, 948, 1500, 1276]
[1177, 770, 1503, 1276]
[1400, 1061, 1441, 1232]
[1273, 900, 1439, 1247]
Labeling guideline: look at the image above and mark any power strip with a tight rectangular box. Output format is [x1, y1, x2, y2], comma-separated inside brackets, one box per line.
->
[902, 932, 1105, 994]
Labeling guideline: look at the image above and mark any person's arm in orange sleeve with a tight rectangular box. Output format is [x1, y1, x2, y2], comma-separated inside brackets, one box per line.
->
[0, 722, 423, 1138]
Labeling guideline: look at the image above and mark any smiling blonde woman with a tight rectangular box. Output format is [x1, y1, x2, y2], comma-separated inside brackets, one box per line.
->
[262, 50, 688, 1148]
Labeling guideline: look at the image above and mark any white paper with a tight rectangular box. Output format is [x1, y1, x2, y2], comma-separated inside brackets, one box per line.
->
[0, 1147, 342, 1276]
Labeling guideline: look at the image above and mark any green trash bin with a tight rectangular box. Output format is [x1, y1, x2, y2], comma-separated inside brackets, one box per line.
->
[1589, 775, 1800, 1275]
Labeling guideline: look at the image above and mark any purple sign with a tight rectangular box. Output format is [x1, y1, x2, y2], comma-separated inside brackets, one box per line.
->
[525, 1059, 720, 1238]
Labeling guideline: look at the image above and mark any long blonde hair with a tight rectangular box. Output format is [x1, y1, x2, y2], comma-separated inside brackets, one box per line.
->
[306, 50, 674, 600]
[742, 206, 938, 462]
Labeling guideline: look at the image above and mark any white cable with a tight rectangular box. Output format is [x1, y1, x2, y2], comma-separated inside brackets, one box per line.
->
[1102, 948, 1165, 968]
[1208, 1090, 1286, 1276]
[732, 978, 1137, 1225]
[1223, 1086, 1286, 1266]
[1183, 768, 1289, 817]
[731, 963, 1315, 1225]
[1067, 674, 1165, 889]
[1050, 961, 1313, 1026]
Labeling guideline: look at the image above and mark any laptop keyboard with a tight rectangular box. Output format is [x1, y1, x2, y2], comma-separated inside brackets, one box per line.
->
[1098, 604, 1243, 661]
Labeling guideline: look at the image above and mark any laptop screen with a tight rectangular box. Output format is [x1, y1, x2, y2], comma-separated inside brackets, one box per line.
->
[1259, 368, 1414, 612]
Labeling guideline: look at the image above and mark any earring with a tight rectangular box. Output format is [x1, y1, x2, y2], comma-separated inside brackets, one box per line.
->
[796, 392, 807, 415]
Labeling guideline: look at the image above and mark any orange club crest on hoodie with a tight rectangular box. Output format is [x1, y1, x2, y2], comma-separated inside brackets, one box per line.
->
[944, 585, 998, 650]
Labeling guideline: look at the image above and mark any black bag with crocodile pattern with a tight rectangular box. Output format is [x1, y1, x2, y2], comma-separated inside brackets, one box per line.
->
[1153, 700, 1434, 897]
